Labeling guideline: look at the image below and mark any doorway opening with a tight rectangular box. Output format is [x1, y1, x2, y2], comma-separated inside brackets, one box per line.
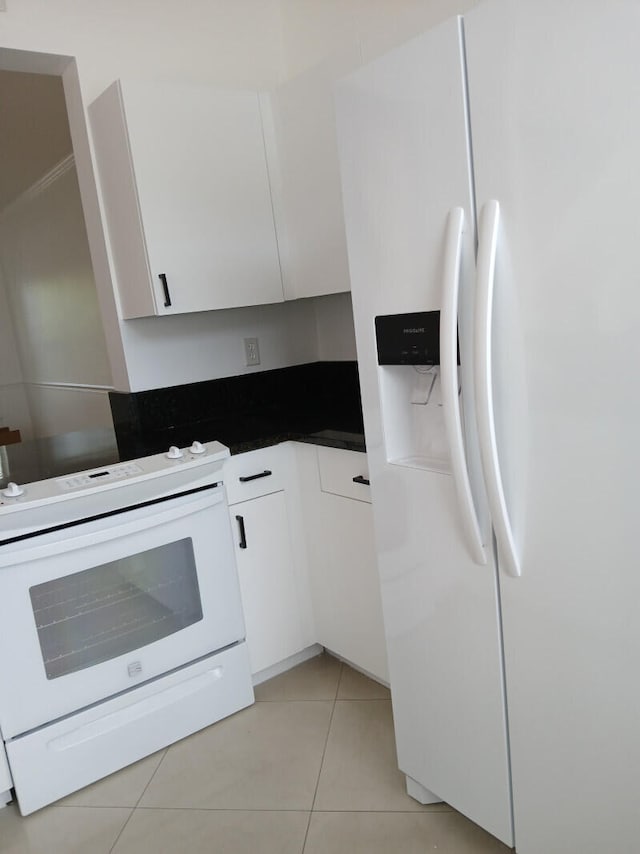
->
[0, 48, 124, 486]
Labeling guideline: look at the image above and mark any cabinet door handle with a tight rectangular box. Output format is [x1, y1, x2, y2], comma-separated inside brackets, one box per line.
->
[235, 515, 247, 549]
[239, 470, 272, 483]
[352, 475, 370, 486]
[159, 273, 172, 308]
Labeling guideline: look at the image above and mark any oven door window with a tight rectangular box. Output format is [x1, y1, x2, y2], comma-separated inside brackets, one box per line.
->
[29, 538, 203, 680]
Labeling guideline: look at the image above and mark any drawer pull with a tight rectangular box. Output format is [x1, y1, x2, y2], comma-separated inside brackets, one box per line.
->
[352, 475, 370, 486]
[239, 470, 272, 483]
[236, 515, 247, 549]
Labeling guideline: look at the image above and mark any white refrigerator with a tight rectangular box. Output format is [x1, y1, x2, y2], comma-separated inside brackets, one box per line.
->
[335, 2, 640, 853]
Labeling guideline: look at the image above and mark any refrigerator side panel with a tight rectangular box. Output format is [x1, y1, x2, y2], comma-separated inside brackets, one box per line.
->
[335, 17, 513, 846]
[466, 2, 640, 852]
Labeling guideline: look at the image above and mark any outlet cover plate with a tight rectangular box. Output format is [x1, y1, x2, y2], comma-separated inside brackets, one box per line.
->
[243, 337, 260, 367]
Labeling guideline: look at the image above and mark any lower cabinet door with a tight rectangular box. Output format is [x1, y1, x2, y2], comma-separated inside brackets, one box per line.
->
[311, 492, 388, 683]
[231, 491, 305, 674]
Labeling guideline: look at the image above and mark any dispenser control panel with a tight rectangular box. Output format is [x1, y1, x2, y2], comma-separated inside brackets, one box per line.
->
[375, 311, 444, 365]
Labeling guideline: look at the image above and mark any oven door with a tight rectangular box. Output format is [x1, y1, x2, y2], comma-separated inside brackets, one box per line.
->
[0, 485, 244, 738]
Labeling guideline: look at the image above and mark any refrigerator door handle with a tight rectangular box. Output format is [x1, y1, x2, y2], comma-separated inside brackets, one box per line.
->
[474, 200, 521, 577]
[440, 207, 486, 566]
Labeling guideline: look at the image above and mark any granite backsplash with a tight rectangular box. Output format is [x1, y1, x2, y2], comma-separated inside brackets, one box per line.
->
[109, 361, 365, 459]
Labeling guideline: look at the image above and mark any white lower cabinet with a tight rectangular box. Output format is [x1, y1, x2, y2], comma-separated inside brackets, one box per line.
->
[226, 442, 387, 683]
[0, 743, 12, 806]
[231, 492, 305, 675]
[311, 491, 388, 682]
[295, 443, 389, 683]
[224, 446, 309, 676]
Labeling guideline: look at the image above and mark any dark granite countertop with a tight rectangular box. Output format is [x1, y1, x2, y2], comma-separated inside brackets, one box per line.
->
[228, 428, 365, 455]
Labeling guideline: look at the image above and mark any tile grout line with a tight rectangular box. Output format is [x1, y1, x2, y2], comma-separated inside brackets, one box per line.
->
[256, 697, 389, 702]
[107, 748, 169, 853]
[300, 661, 343, 853]
[106, 805, 135, 853]
[124, 805, 452, 813]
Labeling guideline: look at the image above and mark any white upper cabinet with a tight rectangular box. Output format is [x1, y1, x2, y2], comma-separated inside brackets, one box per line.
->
[90, 81, 284, 318]
[264, 49, 358, 300]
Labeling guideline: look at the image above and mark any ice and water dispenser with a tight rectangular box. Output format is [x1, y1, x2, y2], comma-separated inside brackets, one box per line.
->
[375, 311, 455, 472]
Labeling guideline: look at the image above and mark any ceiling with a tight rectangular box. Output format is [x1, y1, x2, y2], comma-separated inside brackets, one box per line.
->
[0, 70, 72, 210]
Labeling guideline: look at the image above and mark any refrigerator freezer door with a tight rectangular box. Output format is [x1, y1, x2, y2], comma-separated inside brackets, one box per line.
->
[466, 1, 640, 852]
[336, 16, 513, 846]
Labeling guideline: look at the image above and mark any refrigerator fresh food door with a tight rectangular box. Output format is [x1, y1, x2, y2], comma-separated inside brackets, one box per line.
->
[466, 1, 640, 852]
[335, 16, 513, 846]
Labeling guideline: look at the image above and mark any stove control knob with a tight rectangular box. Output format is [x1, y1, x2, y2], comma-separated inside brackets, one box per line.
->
[2, 481, 24, 498]
[166, 446, 183, 460]
[189, 441, 205, 455]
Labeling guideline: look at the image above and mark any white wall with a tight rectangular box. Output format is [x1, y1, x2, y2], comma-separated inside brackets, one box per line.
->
[122, 299, 319, 391]
[0, 0, 289, 394]
[0, 157, 112, 388]
[0, 1, 285, 104]
[0, 155, 113, 436]
[276, 0, 481, 370]
[0, 263, 24, 392]
[24, 384, 113, 438]
[314, 293, 357, 362]
[0, 260, 32, 438]
[0, 70, 73, 209]
[0, 0, 479, 396]
[279, 0, 481, 77]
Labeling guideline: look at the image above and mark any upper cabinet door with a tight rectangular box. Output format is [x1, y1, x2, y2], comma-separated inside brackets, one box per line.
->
[90, 81, 284, 318]
[465, 2, 640, 853]
[264, 49, 358, 300]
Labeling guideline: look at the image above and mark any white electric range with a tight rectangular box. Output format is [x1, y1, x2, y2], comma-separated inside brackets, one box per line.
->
[0, 440, 253, 815]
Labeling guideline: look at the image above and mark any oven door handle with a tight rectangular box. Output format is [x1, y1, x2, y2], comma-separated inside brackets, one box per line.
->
[0, 488, 226, 568]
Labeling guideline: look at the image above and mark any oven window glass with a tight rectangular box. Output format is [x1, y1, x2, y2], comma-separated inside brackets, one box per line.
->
[29, 538, 203, 679]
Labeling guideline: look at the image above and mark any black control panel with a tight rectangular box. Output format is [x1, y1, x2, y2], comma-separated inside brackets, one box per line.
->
[375, 311, 445, 365]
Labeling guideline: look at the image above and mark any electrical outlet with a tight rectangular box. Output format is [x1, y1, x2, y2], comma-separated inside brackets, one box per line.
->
[0, 1, 7, 11]
[243, 337, 260, 366]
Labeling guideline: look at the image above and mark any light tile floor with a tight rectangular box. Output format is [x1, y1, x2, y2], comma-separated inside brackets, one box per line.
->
[0, 653, 513, 853]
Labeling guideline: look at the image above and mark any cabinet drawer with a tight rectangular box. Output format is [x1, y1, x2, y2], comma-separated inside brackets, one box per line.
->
[317, 446, 371, 503]
[8, 646, 253, 816]
[223, 445, 285, 505]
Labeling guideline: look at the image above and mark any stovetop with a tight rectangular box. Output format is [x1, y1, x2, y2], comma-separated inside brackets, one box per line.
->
[0, 438, 229, 548]
[0, 426, 366, 494]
